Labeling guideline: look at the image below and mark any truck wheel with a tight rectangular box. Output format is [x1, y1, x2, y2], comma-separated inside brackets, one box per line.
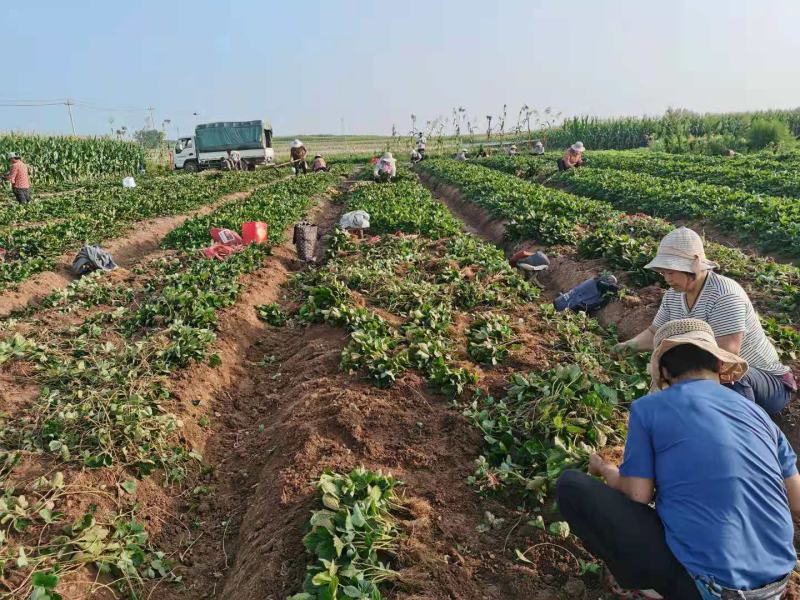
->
[183, 160, 198, 173]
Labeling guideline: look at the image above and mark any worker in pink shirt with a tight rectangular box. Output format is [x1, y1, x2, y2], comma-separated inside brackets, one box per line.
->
[2, 153, 31, 204]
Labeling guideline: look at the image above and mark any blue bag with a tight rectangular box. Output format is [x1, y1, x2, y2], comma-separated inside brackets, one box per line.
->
[554, 275, 619, 313]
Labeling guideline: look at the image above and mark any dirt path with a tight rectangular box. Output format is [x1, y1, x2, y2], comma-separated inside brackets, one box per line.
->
[0, 179, 288, 318]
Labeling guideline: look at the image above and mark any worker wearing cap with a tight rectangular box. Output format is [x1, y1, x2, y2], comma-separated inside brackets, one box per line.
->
[3, 153, 31, 204]
[561, 141, 585, 169]
[290, 139, 307, 175]
[312, 154, 328, 172]
[373, 152, 396, 183]
[559, 318, 800, 600]
[455, 148, 468, 161]
[615, 227, 795, 415]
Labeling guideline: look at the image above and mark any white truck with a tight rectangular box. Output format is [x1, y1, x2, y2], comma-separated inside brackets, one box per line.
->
[172, 120, 274, 172]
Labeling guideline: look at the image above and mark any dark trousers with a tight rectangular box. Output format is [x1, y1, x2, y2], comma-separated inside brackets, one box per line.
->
[13, 187, 31, 204]
[557, 470, 700, 599]
[725, 367, 791, 416]
[293, 160, 307, 175]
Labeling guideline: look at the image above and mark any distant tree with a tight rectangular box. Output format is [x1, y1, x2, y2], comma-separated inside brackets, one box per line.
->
[747, 118, 794, 151]
[134, 128, 165, 149]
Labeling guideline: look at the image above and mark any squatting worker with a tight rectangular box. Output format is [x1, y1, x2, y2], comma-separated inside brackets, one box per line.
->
[561, 141, 585, 169]
[3, 152, 31, 204]
[614, 226, 795, 415]
[290, 139, 307, 175]
[559, 319, 800, 600]
[373, 152, 396, 182]
[532, 140, 544, 155]
[312, 154, 328, 172]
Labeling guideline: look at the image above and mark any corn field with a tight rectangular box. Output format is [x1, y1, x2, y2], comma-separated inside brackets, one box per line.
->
[0, 134, 145, 184]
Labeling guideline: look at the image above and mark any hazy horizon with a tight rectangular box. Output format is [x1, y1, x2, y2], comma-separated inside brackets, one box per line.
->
[2, 0, 798, 139]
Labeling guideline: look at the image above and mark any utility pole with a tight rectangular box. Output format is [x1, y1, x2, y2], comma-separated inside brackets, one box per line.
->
[147, 106, 156, 130]
[65, 99, 76, 135]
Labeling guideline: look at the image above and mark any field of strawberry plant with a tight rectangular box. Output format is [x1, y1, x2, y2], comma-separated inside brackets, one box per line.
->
[0, 166, 345, 598]
[0, 168, 286, 289]
[556, 167, 800, 255]
[0, 147, 797, 600]
[0, 134, 145, 185]
[584, 150, 800, 198]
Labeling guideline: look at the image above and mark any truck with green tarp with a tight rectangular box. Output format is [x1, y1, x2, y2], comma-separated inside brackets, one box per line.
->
[172, 120, 274, 172]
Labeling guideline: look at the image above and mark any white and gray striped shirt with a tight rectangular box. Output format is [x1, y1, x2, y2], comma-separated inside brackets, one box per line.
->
[652, 271, 788, 376]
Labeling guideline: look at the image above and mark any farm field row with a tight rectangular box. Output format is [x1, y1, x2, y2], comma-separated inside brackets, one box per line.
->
[472, 151, 800, 256]
[0, 168, 287, 290]
[0, 165, 349, 599]
[418, 160, 800, 356]
[584, 150, 800, 198]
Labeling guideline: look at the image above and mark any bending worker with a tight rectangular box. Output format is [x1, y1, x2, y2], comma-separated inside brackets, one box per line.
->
[2, 152, 31, 204]
[559, 141, 585, 170]
[532, 140, 545, 155]
[312, 154, 328, 172]
[559, 318, 800, 600]
[614, 227, 794, 414]
[373, 152, 396, 182]
[290, 139, 307, 175]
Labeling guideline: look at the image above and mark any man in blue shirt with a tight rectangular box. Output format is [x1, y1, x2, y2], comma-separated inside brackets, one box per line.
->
[557, 319, 800, 599]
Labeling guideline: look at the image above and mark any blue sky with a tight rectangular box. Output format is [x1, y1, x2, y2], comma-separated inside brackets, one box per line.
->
[2, 0, 798, 138]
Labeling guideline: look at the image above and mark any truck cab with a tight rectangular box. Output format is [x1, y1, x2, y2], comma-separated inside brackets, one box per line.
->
[172, 120, 274, 172]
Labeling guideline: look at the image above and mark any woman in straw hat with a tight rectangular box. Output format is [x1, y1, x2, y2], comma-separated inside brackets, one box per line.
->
[559, 319, 800, 600]
[614, 227, 794, 415]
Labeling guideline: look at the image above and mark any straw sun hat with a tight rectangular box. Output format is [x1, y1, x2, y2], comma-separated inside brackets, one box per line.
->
[291, 139, 304, 148]
[571, 141, 585, 152]
[650, 318, 748, 390]
[644, 227, 719, 277]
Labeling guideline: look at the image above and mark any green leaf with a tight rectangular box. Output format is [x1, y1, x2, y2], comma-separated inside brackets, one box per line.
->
[514, 548, 533, 564]
[527, 515, 545, 530]
[31, 571, 59, 589]
[119, 479, 138, 495]
[322, 493, 340, 511]
[16, 545, 28, 568]
[548, 520, 570, 539]
[208, 354, 222, 367]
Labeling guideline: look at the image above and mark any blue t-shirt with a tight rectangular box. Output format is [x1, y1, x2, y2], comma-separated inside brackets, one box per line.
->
[620, 379, 797, 590]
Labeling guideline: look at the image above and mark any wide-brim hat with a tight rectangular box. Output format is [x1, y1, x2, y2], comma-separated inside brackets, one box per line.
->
[382, 152, 394, 160]
[571, 142, 585, 152]
[7, 152, 19, 160]
[644, 227, 718, 276]
[314, 154, 322, 158]
[650, 318, 748, 390]
[291, 139, 303, 148]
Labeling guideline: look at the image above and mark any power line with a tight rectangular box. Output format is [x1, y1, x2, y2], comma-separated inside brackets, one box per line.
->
[0, 97, 155, 134]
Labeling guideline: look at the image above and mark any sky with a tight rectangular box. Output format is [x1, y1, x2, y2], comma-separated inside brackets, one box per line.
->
[2, 0, 799, 138]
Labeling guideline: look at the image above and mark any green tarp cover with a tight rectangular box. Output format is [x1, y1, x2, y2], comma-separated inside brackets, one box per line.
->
[195, 120, 271, 152]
